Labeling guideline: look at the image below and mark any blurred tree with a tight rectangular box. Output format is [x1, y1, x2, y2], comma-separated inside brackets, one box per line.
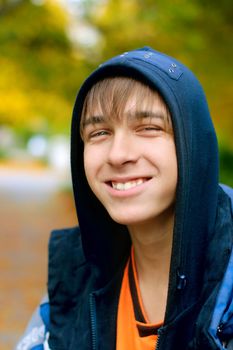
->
[0, 0, 93, 136]
[0, 0, 23, 14]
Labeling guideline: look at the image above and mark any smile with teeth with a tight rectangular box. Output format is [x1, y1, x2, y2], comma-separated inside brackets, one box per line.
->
[110, 178, 148, 191]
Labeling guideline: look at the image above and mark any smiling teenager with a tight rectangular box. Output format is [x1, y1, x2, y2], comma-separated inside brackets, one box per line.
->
[16, 47, 233, 350]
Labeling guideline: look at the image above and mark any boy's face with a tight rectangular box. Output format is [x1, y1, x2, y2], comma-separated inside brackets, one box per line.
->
[82, 89, 177, 228]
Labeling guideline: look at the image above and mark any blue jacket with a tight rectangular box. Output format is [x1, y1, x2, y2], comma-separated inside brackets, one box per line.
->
[16, 47, 233, 350]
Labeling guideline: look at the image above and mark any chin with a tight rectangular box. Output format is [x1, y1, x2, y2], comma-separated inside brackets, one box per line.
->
[106, 203, 175, 227]
[107, 210, 150, 226]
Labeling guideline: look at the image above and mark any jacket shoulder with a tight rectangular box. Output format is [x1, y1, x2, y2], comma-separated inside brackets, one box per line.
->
[48, 226, 88, 302]
[48, 227, 94, 349]
[49, 226, 86, 268]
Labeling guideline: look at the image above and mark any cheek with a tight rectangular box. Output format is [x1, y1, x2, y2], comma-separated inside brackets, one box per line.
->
[83, 147, 104, 192]
[170, 144, 178, 172]
[83, 148, 94, 183]
[167, 146, 178, 187]
[156, 141, 177, 182]
[166, 144, 177, 167]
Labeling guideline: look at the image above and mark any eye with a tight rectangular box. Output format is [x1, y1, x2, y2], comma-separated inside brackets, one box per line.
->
[85, 128, 111, 142]
[136, 124, 164, 135]
[143, 126, 162, 131]
[91, 130, 109, 137]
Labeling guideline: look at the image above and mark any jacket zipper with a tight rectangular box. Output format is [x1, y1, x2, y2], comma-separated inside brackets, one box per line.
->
[156, 333, 161, 350]
[155, 326, 164, 350]
[89, 293, 97, 350]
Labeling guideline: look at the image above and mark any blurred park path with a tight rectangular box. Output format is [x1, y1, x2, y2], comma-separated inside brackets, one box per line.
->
[0, 162, 77, 350]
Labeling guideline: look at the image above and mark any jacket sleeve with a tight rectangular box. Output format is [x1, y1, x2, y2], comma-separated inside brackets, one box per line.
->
[14, 295, 50, 350]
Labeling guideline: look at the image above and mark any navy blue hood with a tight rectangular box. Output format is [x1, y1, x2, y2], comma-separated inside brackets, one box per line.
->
[70, 47, 219, 323]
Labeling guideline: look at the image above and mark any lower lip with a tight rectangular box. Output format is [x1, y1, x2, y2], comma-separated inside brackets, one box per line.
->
[104, 179, 152, 198]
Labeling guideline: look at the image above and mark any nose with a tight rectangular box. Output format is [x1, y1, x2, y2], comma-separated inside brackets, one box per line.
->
[107, 130, 138, 167]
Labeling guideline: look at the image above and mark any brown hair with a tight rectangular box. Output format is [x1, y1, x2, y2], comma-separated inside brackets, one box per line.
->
[80, 77, 172, 138]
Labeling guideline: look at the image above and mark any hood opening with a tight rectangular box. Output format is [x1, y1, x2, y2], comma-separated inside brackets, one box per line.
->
[70, 48, 219, 313]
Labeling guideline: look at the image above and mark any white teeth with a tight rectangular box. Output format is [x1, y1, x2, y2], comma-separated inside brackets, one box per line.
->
[111, 178, 145, 191]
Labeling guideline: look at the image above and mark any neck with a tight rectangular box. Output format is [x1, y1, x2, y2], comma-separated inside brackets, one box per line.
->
[127, 210, 174, 323]
[128, 210, 174, 276]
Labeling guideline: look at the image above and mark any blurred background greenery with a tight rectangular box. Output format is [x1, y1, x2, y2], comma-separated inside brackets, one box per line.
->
[0, 0, 232, 184]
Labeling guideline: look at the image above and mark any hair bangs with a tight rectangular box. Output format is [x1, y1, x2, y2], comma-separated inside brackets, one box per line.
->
[80, 77, 172, 138]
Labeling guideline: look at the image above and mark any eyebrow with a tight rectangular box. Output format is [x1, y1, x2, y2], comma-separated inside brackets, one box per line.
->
[82, 110, 166, 128]
[82, 115, 106, 127]
[126, 110, 166, 121]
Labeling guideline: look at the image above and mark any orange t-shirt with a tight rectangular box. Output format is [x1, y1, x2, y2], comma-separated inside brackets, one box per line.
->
[116, 250, 163, 350]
